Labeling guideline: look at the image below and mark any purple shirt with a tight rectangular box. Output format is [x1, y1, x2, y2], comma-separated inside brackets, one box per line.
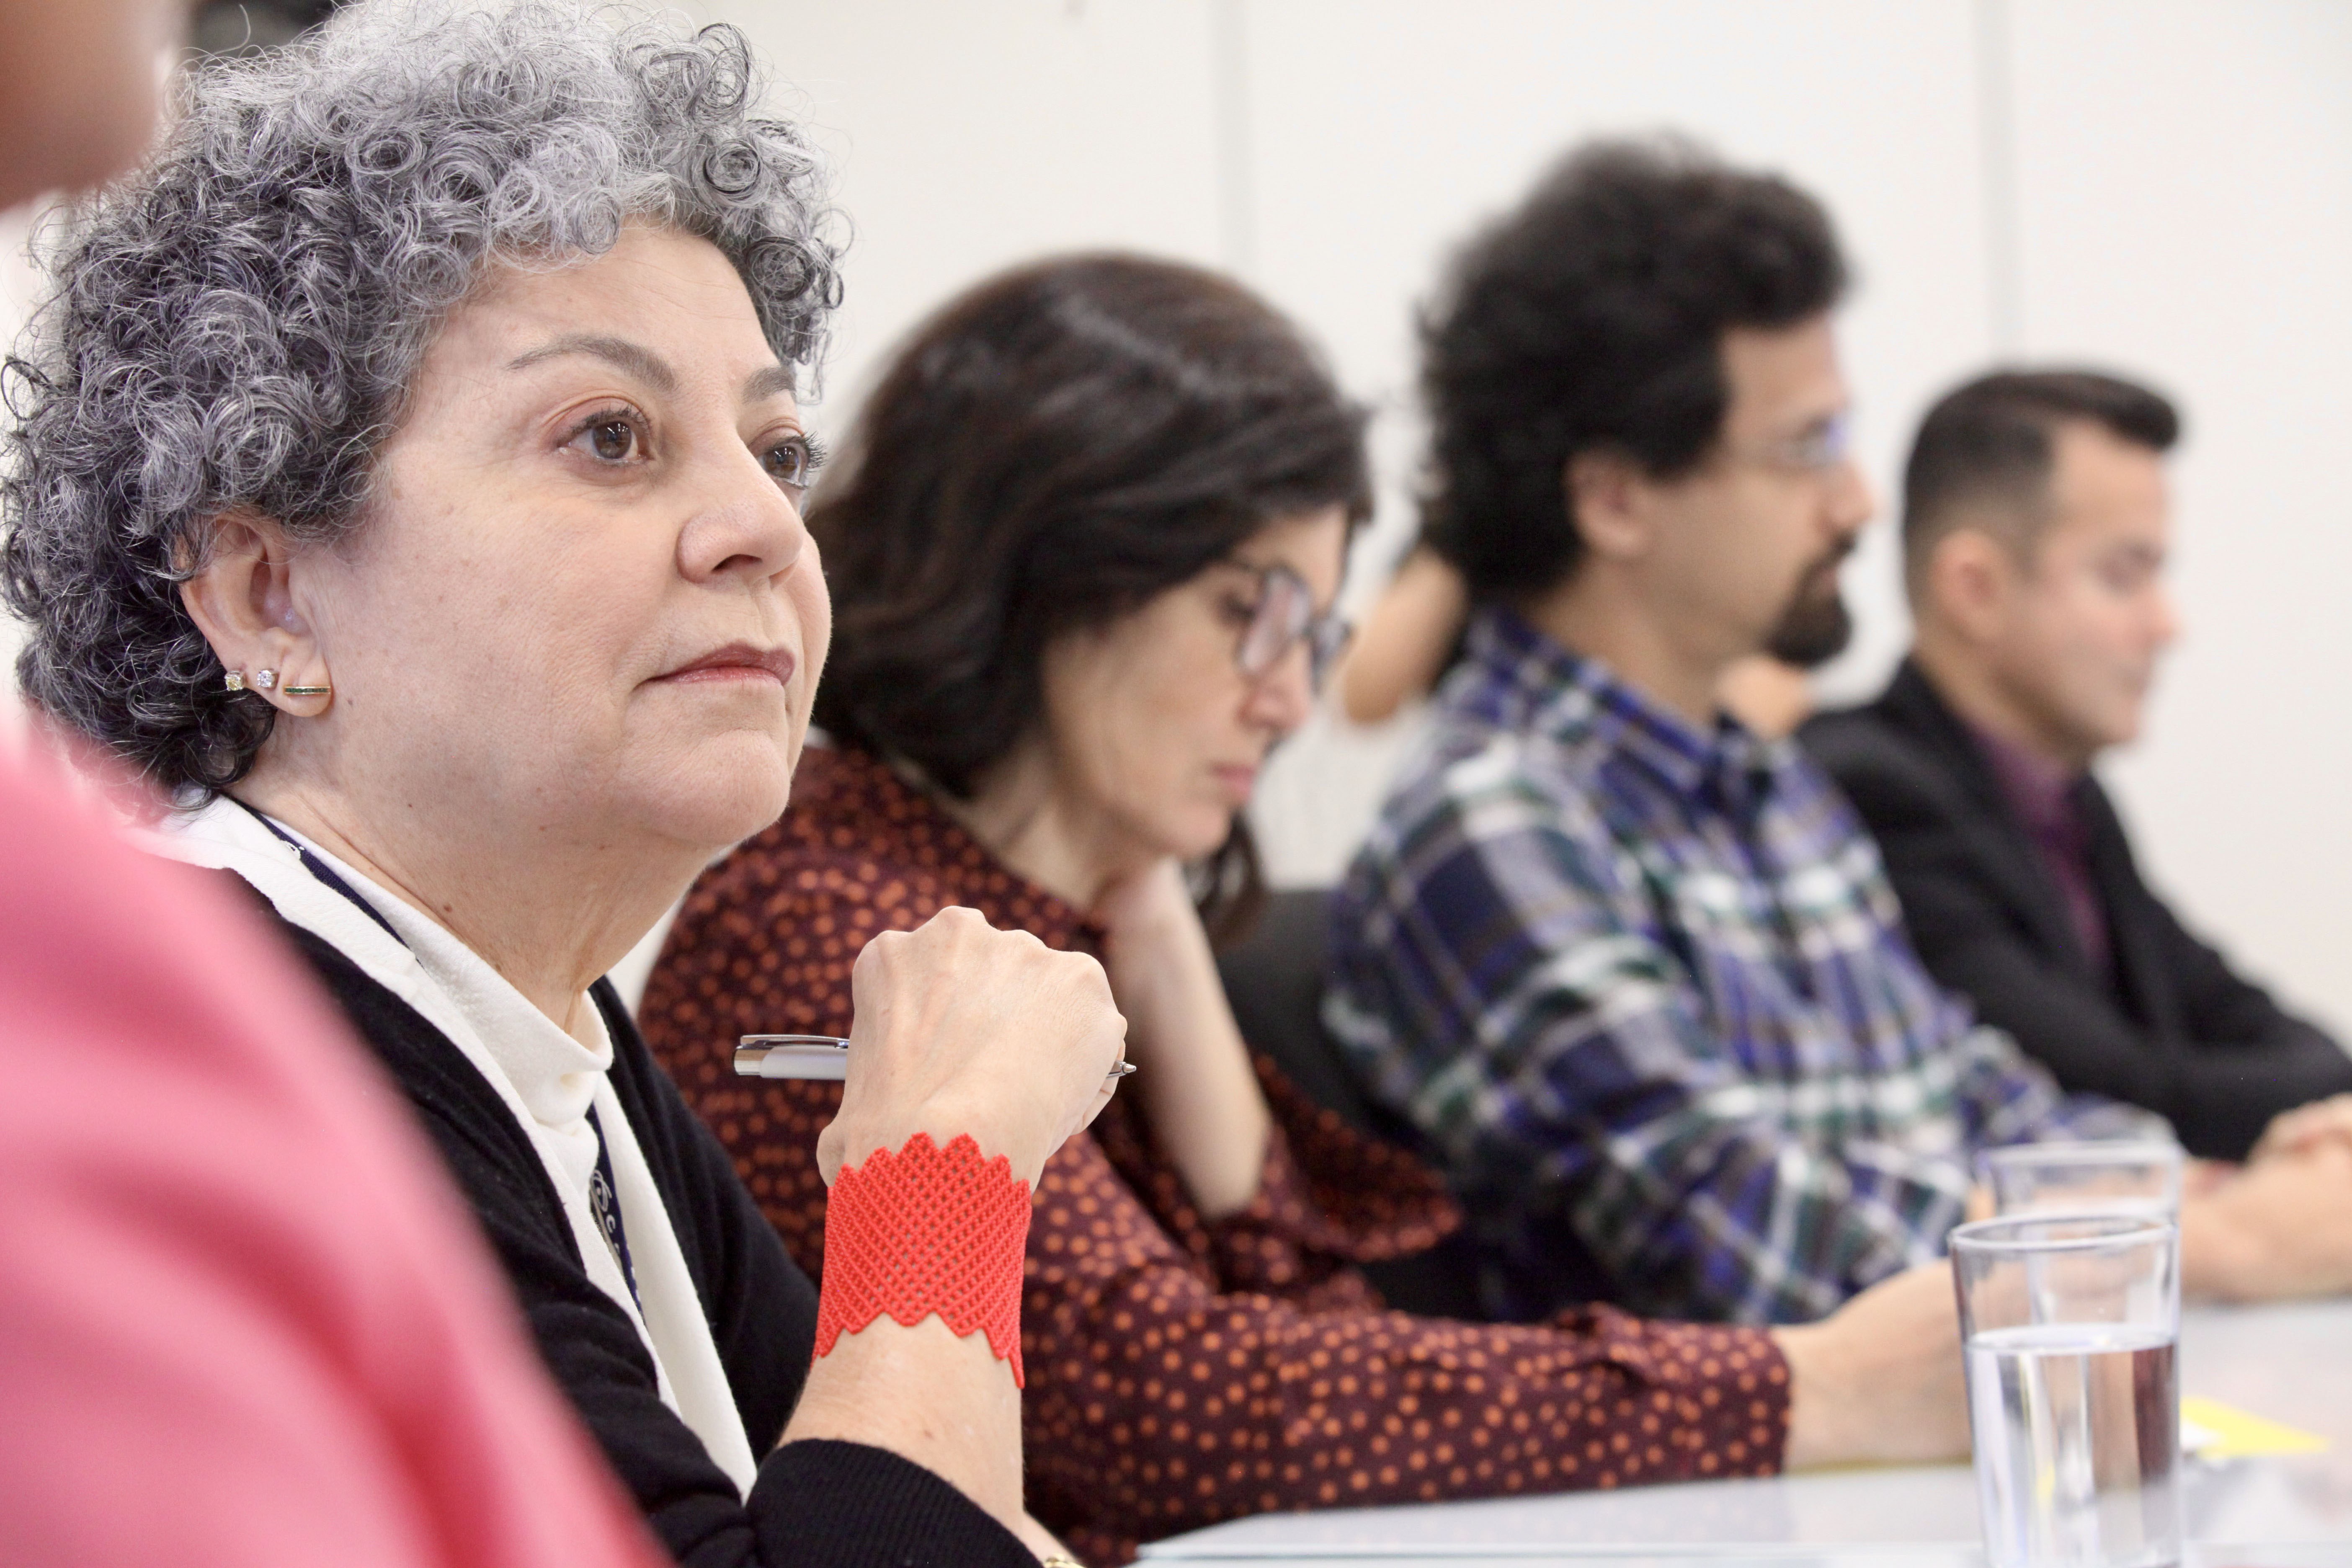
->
[1967, 722, 2112, 983]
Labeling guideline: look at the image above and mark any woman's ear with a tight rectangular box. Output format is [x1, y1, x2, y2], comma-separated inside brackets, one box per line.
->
[178, 509, 333, 713]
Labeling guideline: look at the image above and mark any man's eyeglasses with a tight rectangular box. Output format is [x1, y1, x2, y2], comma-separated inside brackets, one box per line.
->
[1229, 562, 1351, 692]
[1726, 409, 1854, 475]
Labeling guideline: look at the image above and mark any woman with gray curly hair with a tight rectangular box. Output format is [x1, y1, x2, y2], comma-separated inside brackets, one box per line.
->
[3, 4, 1125, 1564]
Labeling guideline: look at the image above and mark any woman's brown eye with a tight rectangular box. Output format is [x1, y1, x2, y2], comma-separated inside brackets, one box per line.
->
[590, 420, 634, 462]
[764, 437, 810, 489]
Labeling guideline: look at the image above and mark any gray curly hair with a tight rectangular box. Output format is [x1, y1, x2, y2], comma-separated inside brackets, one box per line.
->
[3, 0, 840, 794]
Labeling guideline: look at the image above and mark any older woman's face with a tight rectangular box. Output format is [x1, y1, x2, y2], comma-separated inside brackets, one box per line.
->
[299, 225, 828, 855]
[1037, 508, 1346, 864]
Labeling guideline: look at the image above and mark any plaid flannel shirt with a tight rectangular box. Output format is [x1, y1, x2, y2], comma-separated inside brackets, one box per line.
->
[1325, 607, 2159, 1326]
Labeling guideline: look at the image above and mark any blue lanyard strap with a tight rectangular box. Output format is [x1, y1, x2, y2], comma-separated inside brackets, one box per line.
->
[585, 1104, 642, 1309]
[231, 799, 406, 948]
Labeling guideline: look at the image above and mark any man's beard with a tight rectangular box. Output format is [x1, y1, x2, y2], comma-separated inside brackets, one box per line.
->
[1763, 549, 1856, 670]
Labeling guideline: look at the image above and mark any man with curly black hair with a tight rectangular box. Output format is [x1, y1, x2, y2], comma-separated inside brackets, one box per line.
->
[1414, 138, 1865, 675]
[1327, 139, 2352, 1329]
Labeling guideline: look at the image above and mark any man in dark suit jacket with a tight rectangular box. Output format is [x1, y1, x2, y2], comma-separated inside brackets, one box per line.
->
[1805, 370, 2352, 1160]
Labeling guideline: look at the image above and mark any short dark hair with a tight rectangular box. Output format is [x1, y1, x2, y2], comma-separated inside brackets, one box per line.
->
[1419, 138, 1848, 601]
[809, 254, 1370, 934]
[1901, 369, 2180, 597]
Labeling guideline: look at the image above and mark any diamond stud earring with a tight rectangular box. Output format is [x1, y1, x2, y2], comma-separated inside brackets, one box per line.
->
[224, 670, 247, 692]
[254, 668, 278, 691]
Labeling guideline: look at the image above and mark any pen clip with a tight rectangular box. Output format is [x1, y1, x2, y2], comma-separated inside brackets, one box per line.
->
[733, 1034, 1137, 1082]
[735, 1034, 850, 1081]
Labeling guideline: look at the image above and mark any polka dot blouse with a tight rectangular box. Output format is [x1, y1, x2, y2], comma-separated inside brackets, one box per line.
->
[639, 745, 1790, 1565]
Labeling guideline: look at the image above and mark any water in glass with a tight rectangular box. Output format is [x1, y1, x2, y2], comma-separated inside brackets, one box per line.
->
[1965, 1322, 2179, 1568]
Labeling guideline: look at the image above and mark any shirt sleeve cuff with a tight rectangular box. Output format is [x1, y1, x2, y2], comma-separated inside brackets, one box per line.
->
[1543, 1306, 1795, 1477]
[752, 1438, 1039, 1567]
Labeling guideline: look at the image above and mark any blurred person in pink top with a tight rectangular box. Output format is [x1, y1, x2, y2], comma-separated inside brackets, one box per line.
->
[0, 748, 668, 1568]
[0, 4, 651, 1564]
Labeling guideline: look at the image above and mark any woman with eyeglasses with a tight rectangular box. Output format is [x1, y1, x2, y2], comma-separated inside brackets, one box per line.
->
[641, 253, 1970, 1564]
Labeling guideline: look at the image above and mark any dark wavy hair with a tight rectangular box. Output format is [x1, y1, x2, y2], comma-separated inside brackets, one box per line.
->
[1901, 368, 2180, 596]
[1420, 137, 1848, 601]
[4, 0, 839, 795]
[810, 253, 1371, 936]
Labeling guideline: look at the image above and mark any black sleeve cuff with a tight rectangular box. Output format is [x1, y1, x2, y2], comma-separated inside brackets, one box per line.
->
[752, 1439, 1040, 1568]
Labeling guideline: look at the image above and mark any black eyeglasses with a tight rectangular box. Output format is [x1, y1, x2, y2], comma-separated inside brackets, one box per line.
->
[1229, 562, 1351, 691]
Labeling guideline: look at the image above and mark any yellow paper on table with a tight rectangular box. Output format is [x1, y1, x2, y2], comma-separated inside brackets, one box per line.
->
[2181, 1397, 2329, 1459]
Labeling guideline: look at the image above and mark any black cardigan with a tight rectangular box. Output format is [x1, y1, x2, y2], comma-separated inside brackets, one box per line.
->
[1803, 660, 2352, 1160]
[254, 892, 1037, 1568]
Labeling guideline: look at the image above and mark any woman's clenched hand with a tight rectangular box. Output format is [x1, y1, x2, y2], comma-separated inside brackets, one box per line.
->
[818, 905, 1128, 1187]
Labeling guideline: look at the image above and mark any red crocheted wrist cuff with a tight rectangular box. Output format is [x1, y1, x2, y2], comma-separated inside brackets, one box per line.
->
[814, 1131, 1034, 1386]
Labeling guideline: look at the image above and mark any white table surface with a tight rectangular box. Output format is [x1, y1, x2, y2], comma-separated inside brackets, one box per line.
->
[1138, 1301, 2352, 1565]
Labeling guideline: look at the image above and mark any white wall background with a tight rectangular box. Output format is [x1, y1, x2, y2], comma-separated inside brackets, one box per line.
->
[6, 2, 2349, 1032]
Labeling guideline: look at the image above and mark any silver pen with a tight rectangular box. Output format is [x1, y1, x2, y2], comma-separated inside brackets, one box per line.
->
[735, 1034, 1138, 1083]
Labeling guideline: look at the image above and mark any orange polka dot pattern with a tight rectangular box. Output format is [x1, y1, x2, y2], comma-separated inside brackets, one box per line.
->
[639, 746, 1791, 1567]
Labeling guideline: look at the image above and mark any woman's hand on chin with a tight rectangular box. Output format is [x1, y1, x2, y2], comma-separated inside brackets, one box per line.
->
[1092, 858, 1232, 1083]
[1092, 857, 1274, 1220]
[1093, 858, 1209, 990]
[817, 906, 1127, 1188]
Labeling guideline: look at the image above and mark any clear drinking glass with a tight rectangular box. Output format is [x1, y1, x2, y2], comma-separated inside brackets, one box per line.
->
[1982, 1142, 2185, 1222]
[1952, 1214, 2182, 1568]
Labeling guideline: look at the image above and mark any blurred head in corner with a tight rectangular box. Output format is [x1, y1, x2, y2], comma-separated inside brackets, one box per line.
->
[0, 0, 187, 207]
